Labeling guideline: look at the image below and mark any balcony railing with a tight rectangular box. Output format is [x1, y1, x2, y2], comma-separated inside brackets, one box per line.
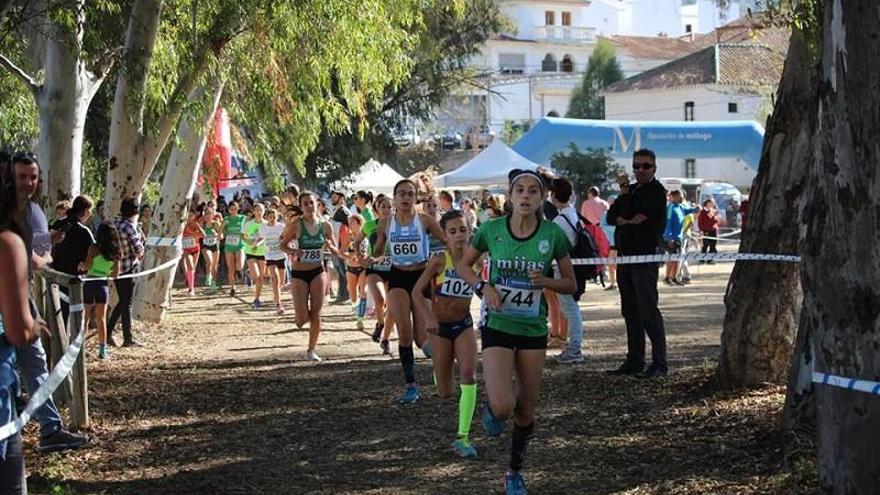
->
[533, 25, 597, 43]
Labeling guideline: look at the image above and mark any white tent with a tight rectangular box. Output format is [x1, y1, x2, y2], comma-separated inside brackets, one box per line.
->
[434, 140, 543, 188]
[333, 158, 405, 195]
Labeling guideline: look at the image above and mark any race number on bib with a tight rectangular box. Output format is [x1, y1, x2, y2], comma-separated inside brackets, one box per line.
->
[391, 242, 420, 256]
[225, 234, 241, 246]
[495, 282, 541, 318]
[203, 235, 218, 247]
[300, 249, 323, 264]
[265, 238, 281, 255]
[439, 277, 472, 298]
[373, 257, 392, 271]
[182, 237, 196, 249]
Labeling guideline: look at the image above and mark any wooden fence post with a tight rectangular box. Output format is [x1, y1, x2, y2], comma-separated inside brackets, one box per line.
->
[45, 283, 72, 407]
[67, 280, 90, 429]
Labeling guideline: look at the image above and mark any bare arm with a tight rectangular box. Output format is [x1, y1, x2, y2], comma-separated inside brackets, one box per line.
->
[455, 245, 501, 311]
[323, 222, 340, 258]
[78, 245, 99, 274]
[421, 214, 446, 245]
[280, 221, 299, 255]
[411, 256, 443, 333]
[370, 218, 388, 261]
[0, 232, 40, 346]
[529, 255, 576, 294]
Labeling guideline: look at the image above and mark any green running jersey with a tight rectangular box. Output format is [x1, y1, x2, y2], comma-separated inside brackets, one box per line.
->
[223, 214, 246, 252]
[471, 217, 570, 337]
[243, 219, 266, 256]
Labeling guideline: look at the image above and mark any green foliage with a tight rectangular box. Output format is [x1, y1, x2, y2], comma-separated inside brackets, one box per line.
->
[754, 1, 822, 58]
[566, 39, 623, 120]
[500, 120, 530, 146]
[550, 143, 622, 198]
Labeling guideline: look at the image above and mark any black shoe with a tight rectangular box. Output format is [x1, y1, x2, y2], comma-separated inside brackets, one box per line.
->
[107, 336, 119, 348]
[371, 323, 384, 343]
[606, 362, 644, 375]
[380, 339, 393, 356]
[38, 428, 88, 453]
[122, 339, 143, 348]
[663, 278, 674, 286]
[638, 366, 668, 379]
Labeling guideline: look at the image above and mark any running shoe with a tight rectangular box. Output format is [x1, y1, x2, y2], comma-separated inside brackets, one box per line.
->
[556, 348, 585, 364]
[230, 288, 236, 297]
[421, 340, 433, 359]
[306, 350, 322, 362]
[380, 339, 392, 356]
[399, 385, 419, 404]
[356, 317, 365, 330]
[504, 471, 527, 495]
[97, 344, 108, 360]
[187, 289, 195, 297]
[252, 299, 262, 309]
[276, 306, 286, 316]
[452, 438, 478, 459]
[371, 323, 384, 343]
[482, 403, 505, 437]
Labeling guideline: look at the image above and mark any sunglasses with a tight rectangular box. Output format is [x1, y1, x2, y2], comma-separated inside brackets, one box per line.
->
[632, 163, 654, 171]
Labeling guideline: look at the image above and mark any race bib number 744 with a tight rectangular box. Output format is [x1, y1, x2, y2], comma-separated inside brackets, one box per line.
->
[495, 282, 541, 318]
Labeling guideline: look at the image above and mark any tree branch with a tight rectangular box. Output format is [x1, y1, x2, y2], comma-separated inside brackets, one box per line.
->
[0, 51, 40, 94]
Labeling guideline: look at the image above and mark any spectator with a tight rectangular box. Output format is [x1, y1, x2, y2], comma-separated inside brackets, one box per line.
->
[107, 198, 145, 347]
[460, 198, 477, 231]
[726, 200, 740, 228]
[601, 196, 619, 290]
[329, 190, 351, 303]
[8, 153, 89, 452]
[549, 177, 586, 364]
[606, 149, 669, 378]
[580, 186, 609, 226]
[662, 190, 698, 285]
[89, 200, 105, 233]
[51, 195, 95, 278]
[537, 167, 557, 220]
[697, 198, 720, 263]
[438, 190, 455, 213]
[53, 200, 70, 225]
[139, 204, 153, 238]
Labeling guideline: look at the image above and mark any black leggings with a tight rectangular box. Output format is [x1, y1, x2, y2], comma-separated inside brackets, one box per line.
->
[108, 276, 134, 342]
[0, 433, 26, 494]
[701, 230, 718, 254]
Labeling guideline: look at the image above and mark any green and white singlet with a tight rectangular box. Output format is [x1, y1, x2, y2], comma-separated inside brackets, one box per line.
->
[223, 214, 246, 253]
[298, 218, 326, 265]
[471, 217, 570, 337]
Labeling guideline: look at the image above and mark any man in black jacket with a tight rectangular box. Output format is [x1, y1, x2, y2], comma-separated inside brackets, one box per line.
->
[606, 149, 669, 377]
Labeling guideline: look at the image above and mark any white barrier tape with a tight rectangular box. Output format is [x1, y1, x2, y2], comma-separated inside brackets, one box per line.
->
[68, 303, 84, 313]
[58, 291, 69, 304]
[716, 229, 742, 238]
[570, 252, 800, 266]
[812, 372, 880, 396]
[700, 235, 741, 243]
[145, 236, 180, 247]
[0, 325, 85, 441]
[80, 256, 182, 282]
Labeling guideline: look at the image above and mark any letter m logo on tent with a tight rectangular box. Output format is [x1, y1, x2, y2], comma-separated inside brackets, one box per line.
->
[612, 127, 641, 153]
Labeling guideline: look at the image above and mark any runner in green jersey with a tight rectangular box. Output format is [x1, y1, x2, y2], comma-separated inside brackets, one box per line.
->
[360, 196, 395, 354]
[243, 203, 267, 309]
[455, 169, 576, 495]
[199, 201, 223, 290]
[222, 200, 246, 296]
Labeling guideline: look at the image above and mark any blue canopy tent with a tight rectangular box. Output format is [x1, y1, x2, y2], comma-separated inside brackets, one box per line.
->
[511, 117, 765, 170]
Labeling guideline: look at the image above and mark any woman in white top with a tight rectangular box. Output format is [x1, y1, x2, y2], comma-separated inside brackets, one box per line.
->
[259, 208, 287, 315]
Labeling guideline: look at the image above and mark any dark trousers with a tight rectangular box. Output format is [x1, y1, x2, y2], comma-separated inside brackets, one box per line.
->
[107, 277, 134, 342]
[617, 263, 667, 371]
[333, 256, 349, 300]
[701, 231, 718, 254]
[0, 433, 26, 494]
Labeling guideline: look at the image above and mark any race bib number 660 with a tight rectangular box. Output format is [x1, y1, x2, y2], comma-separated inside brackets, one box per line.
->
[392, 242, 419, 256]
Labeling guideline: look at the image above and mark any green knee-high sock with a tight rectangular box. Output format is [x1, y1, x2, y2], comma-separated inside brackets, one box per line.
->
[458, 383, 477, 440]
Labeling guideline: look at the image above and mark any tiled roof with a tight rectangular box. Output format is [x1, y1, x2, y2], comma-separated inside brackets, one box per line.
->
[605, 43, 785, 93]
[600, 35, 697, 60]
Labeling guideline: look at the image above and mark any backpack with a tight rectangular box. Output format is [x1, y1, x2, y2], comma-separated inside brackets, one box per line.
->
[559, 212, 600, 301]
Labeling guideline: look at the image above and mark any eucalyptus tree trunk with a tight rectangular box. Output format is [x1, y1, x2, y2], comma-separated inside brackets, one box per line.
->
[715, 33, 814, 388]
[803, 0, 880, 491]
[132, 81, 223, 323]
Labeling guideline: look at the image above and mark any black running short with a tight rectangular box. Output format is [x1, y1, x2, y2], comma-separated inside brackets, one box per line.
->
[388, 266, 430, 299]
[266, 258, 286, 269]
[438, 315, 473, 341]
[366, 269, 391, 283]
[291, 266, 323, 284]
[480, 326, 547, 351]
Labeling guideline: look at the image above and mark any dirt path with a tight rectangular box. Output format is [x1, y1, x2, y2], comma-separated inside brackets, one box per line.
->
[26, 259, 816, 494]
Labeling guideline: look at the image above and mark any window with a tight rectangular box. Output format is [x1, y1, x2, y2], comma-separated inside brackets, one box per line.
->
[684, 101, 695, 121]
[728, 102, 739, 113]
[499, 53, 525, 74]
[684, 159, 696, 178]
[541, 53, 557, 72]
[560, 55, 574, 73]
[561, 12, 572, 26]
[545, 11, 555, 26]
[685, 24, 693, 33]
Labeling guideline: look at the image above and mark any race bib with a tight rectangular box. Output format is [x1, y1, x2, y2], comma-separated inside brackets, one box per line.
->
[203, 235, 218, 247]
[182, 237, 196, 249]
[495, 281, 541, 318]
[265, 238, 282, 255]
[300, 248, 323, 264]
[438, 276, 472, 299]
[373, 257, 392, 271]
[430, 249, 446, 258]
[389, 238, 424, 265]
[226, 234, 241, 246]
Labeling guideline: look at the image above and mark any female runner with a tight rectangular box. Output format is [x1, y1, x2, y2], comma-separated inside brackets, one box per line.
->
[182, 209, 205, 296]
[222, 200, 246, 296]
[260, 208, 287, 315]
[362, 196, 395, 355]
[200, 201, 223, 290]
[80, 223, 121, 359]
[243, 203, 267, 308]
[455, 169, 575, 494]
[344, 214, 368, 330]
[412, 210, 478, 458]
[280, 192, 338, 362]
[370, 180, 446, 404]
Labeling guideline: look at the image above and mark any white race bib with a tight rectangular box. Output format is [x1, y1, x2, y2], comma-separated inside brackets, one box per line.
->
[495, 281, 541, 318]
[373, 257, 392, 271]
[300, 248, 323, 264]
[438, 277, 472, 299]
[204, 235, 218, 247]
[226, 234, 241, 245]
[182, 237, 196, 249]
[389, 239, 424, 265]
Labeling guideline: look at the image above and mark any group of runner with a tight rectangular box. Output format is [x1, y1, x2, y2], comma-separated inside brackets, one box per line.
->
[178, 169, 573, 494]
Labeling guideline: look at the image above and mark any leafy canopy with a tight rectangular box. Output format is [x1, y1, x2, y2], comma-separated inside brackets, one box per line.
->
[566, 38, 623, 120]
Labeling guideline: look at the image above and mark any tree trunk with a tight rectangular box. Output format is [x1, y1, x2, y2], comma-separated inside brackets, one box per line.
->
[715, 33, 815, 388]
[803, 1, 880, 492]
[132, 81, 223, 323]
[105, 0, 164, 214]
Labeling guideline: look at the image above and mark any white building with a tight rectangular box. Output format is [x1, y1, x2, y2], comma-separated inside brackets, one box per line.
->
[431, 0, 742, 135]
[604, 20, 788, 189]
